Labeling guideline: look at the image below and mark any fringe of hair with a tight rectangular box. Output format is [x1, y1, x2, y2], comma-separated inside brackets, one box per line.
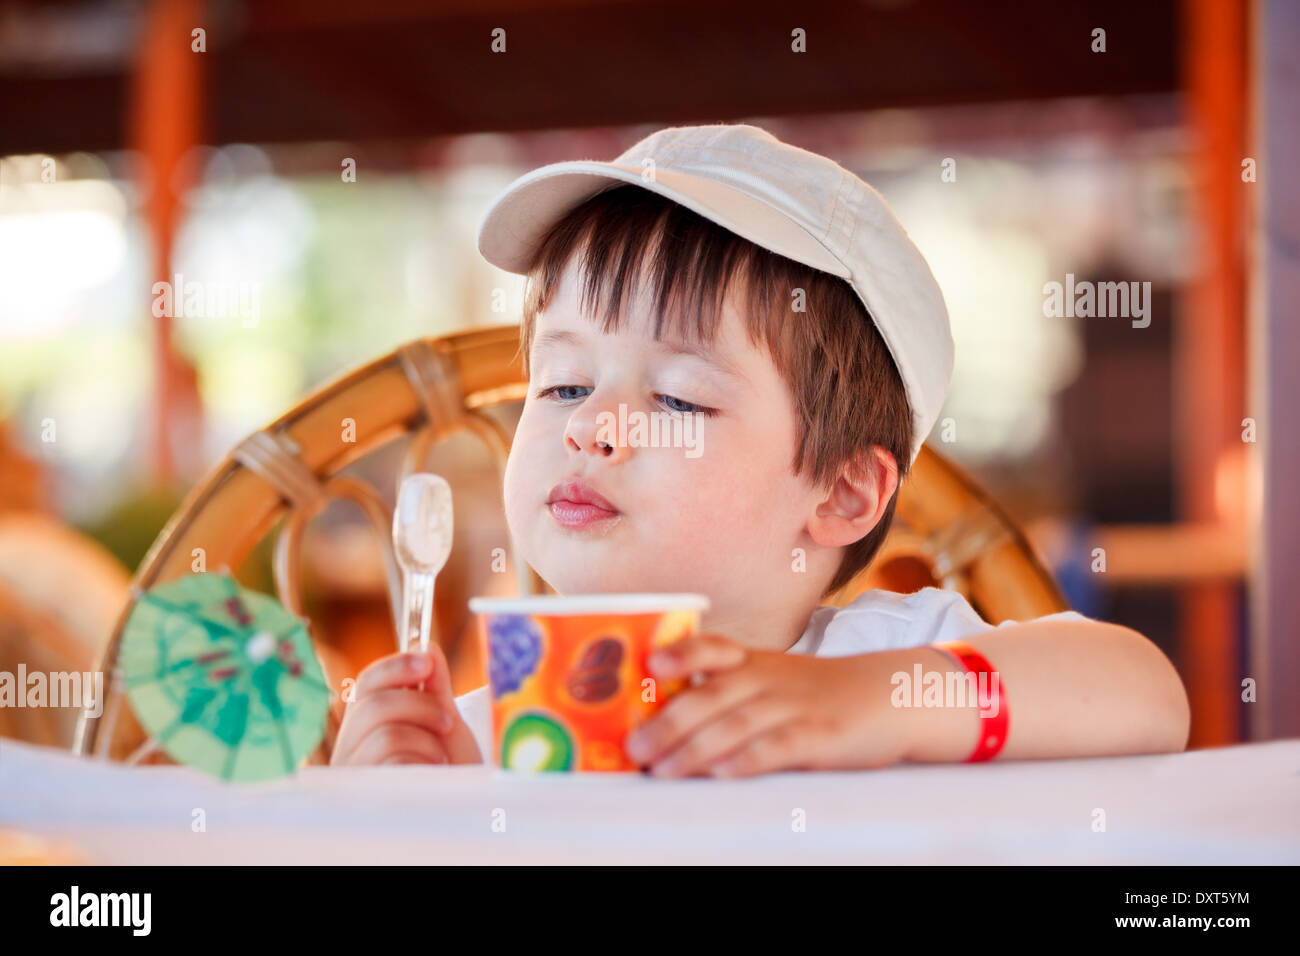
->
[517, 184, 913, 596]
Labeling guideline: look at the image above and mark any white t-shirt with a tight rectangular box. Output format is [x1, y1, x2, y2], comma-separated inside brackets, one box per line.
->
[454, 587, 1092, 762]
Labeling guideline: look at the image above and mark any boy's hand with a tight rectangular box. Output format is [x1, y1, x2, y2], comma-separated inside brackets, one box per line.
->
[330, 648, 482, 767]
[623, 634, 906, 778]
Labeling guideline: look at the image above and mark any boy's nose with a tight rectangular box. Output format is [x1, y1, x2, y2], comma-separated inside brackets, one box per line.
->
[564, 411, 633, 463]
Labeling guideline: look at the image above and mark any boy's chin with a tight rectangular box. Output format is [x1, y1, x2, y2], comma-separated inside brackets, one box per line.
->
[536, 563, 699, 597]
[541, 572, 650, 595]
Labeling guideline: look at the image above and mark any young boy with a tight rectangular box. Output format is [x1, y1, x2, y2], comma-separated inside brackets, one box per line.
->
[331, 124, 1190, 776]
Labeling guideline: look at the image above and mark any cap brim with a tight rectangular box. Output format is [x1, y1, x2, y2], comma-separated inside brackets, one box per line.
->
[476, 160, 851, 280]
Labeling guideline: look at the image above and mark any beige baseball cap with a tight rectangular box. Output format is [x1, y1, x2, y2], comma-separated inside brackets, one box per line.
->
[476, 123, 953, 465]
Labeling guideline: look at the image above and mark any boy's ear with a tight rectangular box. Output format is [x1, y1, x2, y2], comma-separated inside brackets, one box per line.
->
[806, 447, 899, 549]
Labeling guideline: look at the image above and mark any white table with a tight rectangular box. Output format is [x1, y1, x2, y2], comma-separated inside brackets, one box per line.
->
[2, 737, 1297, 864]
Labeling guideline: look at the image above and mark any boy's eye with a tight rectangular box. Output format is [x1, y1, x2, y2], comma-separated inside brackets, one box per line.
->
[534, 384, 718, 418]
[535, 384, 591, 402]
[656, 393, 718, 417]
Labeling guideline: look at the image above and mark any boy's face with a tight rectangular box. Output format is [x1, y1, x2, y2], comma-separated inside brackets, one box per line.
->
[503, 260, 827, 617]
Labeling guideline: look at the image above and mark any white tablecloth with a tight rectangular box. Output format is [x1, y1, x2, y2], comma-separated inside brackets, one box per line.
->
[2, 737, 1297, 864]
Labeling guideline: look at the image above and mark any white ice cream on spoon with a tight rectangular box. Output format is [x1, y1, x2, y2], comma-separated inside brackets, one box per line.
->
[393, 473, 454, 690]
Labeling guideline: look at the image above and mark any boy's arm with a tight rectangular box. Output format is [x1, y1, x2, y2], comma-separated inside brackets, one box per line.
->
[888, 618, 1191, 762]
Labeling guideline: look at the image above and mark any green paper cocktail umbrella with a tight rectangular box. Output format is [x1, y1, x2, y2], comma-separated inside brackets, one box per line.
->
[120, 571, 330, 782]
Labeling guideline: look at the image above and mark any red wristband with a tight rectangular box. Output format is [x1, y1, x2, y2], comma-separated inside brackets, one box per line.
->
[933, 639, 1008, 762]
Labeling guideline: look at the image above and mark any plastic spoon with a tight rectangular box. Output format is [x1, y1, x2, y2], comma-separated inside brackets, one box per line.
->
[393, 473, 454, 692]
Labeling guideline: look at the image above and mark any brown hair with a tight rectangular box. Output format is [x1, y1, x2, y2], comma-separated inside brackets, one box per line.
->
[517, 184, 913, 596]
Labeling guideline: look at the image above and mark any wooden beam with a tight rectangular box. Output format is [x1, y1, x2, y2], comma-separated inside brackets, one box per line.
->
[129, 0, 205, 487]
[1178, 0, 1249, 747]
[1, 0, 1179, 154]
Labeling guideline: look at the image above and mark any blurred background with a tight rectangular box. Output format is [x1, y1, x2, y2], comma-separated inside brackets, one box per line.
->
[1, 0, 1294, 752]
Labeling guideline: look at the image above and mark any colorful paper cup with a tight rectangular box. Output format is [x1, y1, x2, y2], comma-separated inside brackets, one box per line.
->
[468, 593, 710, 772]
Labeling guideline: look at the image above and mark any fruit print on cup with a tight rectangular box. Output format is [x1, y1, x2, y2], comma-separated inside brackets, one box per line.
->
[486, 614, 542, 696]
[469, 593, 709, 773]
[500, 712, 575, 772]
[565, 636, 623, 704]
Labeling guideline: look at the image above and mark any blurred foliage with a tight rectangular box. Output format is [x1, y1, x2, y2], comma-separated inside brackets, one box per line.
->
[75, 481, 277, 594]
[75, 483, 184, 573]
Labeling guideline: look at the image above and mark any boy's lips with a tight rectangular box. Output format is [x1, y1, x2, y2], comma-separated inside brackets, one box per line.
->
[546, 478, 620, 529]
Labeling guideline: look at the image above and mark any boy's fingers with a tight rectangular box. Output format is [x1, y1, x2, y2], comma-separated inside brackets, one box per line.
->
[380, 753, 441, 766]
[352, 688, 456, 737]
[332, 689, 454, 763]
[345, 722, 448, 766]
[648, 634, 748, 679]
[625, 668, 761, 765]
[440, 715, 484, 764]
[705, 723, 811, 779]
[338, 649, 482, 765]
[411, 643, 460, 723]
[354, 652, 434, 698]
[653, 698, 800, 778]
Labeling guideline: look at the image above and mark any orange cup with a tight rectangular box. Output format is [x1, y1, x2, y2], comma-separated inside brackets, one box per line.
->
[468, 593, 710, 772]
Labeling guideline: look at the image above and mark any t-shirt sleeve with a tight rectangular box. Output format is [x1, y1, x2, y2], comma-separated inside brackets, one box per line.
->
[813, 586, 1097, 658]
[454, 685, 493, 762]
[905, 587, 1095, 645]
